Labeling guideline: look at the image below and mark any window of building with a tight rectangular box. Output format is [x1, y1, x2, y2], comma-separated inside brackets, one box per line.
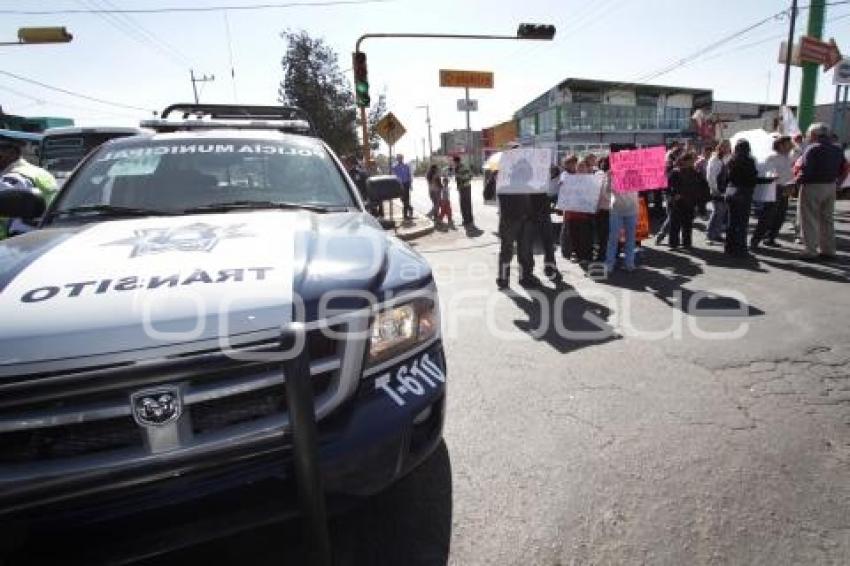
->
[662, 107, 691, 130]
[519, 115, 536, 137]
[538, 108, 557, 133]
[636, 106, 657, 130]
[562, 103, 607, 132]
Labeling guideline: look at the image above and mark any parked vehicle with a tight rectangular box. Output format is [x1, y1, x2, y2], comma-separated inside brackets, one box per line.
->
[0, 104, 446, 562]
[39, 126, 143, 185]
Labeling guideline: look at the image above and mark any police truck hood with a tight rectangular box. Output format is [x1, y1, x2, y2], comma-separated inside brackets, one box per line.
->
[0, 210, 423, 370]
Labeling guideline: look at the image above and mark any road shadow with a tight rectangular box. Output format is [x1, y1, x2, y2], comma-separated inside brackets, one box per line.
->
[504, 280, 620, 354]
[684, 246, 769, 273]
[331, 441, 452, 566]
[599, 249, 764, 318]
[121, 443, 453, 566]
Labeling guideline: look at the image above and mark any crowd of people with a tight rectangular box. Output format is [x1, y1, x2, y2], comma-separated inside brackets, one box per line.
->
[345, 152, 479, 231]
[495, 122, 848, 290]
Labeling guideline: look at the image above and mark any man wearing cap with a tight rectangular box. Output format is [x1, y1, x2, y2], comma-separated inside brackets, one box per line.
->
[795, 123, 847, 260]
[452, 155, 475, 228]
[0, 133, 58, 239]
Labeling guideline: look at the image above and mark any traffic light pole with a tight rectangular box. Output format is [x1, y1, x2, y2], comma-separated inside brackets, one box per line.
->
[360, 105, 370, 163]
[354, 29, 554, 163]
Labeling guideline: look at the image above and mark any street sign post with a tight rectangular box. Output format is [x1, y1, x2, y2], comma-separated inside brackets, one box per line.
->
[833, 58, 850, 84]
[778, 41, 802, 66]
[440, 69, 493, 165]
[374, 112, 406, 147]
[439, 69, 494, 89]
[799, 36, 842, 71]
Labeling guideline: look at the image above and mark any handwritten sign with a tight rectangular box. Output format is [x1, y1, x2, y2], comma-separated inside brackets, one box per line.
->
[496, 148, 553, 194]
[610, 146, 668, 192]
[556, 173, 604, 213]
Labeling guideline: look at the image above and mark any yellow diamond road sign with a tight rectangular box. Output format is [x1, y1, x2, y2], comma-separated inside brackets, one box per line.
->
[374, 112, 406, 147]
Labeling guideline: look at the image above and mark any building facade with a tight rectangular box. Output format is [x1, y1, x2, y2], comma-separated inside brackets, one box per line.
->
[439, 129, 483, 169]
[481, 119, 518, 156]
[513, 77, 713, 161]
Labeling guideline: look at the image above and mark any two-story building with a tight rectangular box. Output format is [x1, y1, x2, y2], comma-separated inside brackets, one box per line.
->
[513, 77, 713, 161]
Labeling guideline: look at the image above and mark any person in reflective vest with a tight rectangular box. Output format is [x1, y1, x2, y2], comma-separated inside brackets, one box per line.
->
[0, 133, 58, 239]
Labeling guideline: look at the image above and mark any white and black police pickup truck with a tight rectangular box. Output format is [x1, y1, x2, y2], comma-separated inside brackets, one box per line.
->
[0, 104, 446, 562]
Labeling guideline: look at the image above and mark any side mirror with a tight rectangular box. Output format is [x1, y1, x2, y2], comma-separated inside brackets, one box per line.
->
[366, 175, 403, 202]
[0, 189, 47, 219]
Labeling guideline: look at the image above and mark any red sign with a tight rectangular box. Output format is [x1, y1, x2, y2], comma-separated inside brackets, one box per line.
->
[799, 36, 843, 71]
[609, 146, 668, 192]
[824, 39, 842, 71]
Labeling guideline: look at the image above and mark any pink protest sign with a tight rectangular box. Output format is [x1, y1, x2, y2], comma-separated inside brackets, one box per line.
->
[610, 146, 668, 192]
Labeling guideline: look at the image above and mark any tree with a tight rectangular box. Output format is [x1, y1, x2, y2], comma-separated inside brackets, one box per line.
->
[365, 93, 387, 149]
[278, 30, 357, 156]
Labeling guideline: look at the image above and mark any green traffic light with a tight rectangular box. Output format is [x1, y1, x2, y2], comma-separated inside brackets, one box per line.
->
[356, 81, 369, 94]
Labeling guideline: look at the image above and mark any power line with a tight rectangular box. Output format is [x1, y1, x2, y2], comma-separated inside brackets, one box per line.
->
[634, 12, 786, 83]
[636, 8, 850, 82]
[635, 3, 850, 84]
[0, 0, 393, 15]
[0, 69, 154, 112]
[84, 0, 195, 69]
[0, 82, 149, 119]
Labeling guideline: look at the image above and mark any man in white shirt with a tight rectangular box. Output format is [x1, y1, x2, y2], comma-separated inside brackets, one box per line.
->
[760, 136, 794, 246]
[705, 140, 731, 243]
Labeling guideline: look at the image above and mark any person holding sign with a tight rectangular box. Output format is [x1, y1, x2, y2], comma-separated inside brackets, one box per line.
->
[566, 159, 596, 266]
[496, 149, 552, 289]
[603, 181, 640, 273]
[667, 153, 708, 250]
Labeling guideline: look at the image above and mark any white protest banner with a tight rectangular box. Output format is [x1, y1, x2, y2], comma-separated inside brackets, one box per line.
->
[733, 130, 777, 203]
[556, 173, 604, 213]
[496, 148, 553, 194]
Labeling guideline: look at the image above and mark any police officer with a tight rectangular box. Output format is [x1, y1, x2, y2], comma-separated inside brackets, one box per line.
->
[0, 133, 58, 239]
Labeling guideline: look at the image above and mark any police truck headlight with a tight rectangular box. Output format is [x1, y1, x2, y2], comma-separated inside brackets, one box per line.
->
[367, 298, 439, 366]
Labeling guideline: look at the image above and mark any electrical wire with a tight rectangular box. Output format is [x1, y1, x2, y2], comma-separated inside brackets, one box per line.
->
[0, 69, 154, 112]
[636, 9, 850, 80]
[0, 82, 149, 119]
[85, 0, 195, 69]
[634, 3, 850, 84]
[0, 0, 393, 15]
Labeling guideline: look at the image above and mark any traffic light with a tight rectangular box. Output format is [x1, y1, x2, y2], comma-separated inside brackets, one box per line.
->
[17, 27, 73, 44]
[516, 24, 556, 40]
[352, 51, 370, 108]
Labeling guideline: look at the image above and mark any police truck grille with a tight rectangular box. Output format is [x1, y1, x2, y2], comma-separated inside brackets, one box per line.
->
[0, 326, 351, 474]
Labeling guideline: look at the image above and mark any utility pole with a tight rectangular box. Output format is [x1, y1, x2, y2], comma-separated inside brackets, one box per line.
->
[781, 0, 798, 106]
[190, 69, 215, 104]
[354, 25, 555, 164]
[798, 0, 825, 131]
[416, 104, 434, 162]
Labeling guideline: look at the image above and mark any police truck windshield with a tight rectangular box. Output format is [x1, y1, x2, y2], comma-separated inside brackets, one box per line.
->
[48, 137, 356, 219]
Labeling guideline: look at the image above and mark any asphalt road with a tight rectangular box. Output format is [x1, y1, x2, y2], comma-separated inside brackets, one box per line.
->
[67, 180, 850, 565]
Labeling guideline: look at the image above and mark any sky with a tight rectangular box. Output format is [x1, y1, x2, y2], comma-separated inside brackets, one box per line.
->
[1, 0, 850, 160]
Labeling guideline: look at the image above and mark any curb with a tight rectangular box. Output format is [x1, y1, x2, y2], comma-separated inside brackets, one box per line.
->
[394, 214, 435, 241]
